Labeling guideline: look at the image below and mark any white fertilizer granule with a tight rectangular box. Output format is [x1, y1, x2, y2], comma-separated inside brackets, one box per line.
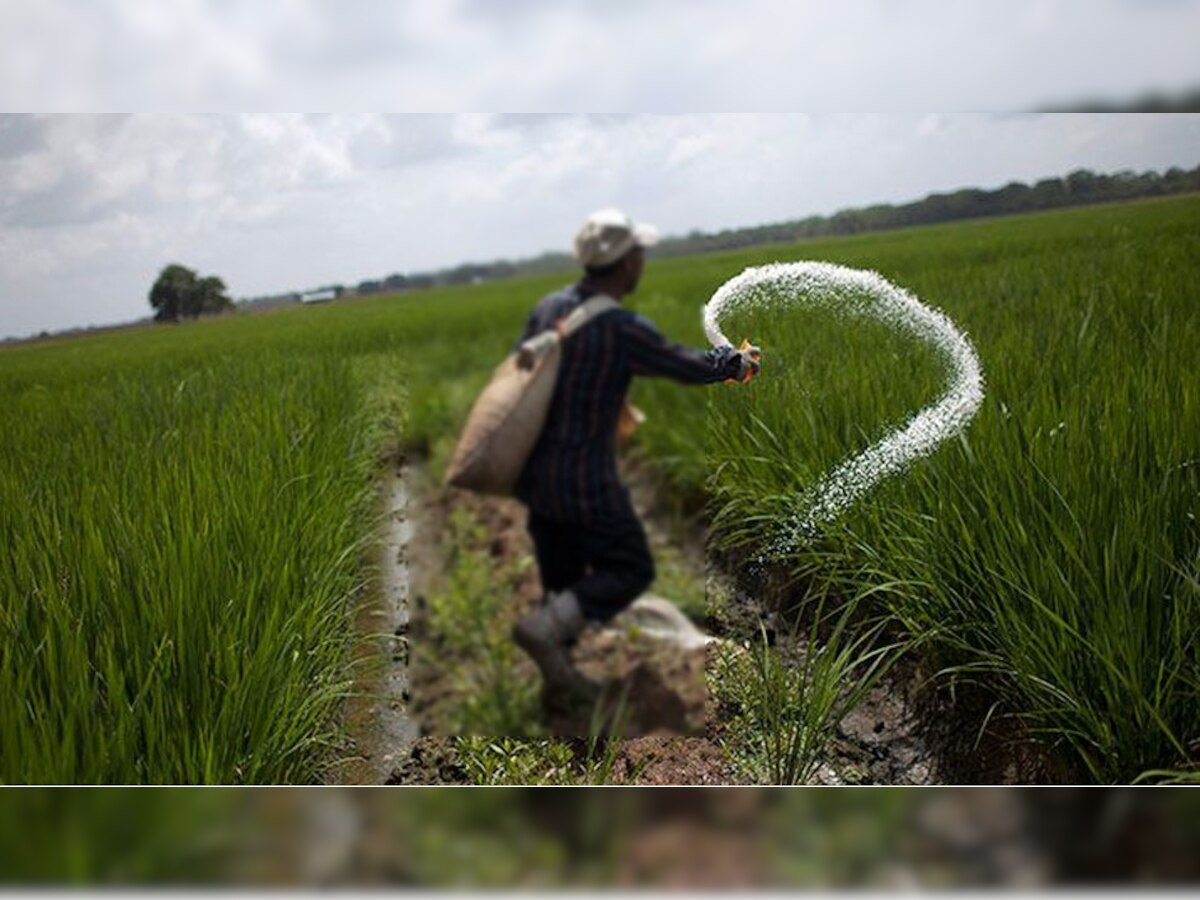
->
[703, 261, 985, 554]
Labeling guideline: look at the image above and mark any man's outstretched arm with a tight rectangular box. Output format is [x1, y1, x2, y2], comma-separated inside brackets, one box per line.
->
[624, 313, 753, 384]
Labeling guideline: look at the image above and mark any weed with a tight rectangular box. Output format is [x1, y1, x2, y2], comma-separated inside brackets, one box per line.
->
[712, 580, 909, 784]
[418, 506, 540, 737]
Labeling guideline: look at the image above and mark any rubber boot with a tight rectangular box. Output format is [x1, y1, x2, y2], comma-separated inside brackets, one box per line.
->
[512, 590, 598, 703]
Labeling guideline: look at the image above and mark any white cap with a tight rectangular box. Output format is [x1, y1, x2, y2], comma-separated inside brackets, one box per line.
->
[574, 208, 660, 268]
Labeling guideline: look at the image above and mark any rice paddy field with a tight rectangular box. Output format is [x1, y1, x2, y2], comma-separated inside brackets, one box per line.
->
[1, 194, 1197, 783]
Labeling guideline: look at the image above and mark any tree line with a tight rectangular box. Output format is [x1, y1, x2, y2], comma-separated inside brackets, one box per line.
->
[222, 162, 1200, 315]
[346, 163, 1200, 297]
[651, 164, 1200, 259]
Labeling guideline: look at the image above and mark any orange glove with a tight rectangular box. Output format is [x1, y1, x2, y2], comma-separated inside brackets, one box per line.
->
[725, 339, 761, 385]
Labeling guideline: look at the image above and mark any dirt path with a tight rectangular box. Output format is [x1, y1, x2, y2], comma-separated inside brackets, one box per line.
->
[361, 456, 1039, 785]
[387, 458, 742, 784]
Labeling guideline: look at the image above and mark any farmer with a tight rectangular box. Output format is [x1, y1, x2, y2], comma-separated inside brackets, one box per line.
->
[512, 208, 760, 703]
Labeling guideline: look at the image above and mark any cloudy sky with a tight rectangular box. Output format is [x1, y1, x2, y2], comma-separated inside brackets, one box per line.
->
[3, 0, 1200, 110]
[4, 1, 1200, 338]
[1, 113, 1199, 339]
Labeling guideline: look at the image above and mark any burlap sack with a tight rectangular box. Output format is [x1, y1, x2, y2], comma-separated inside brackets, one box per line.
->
[443, 350, 560, 495]
[444, 295, 618, 495]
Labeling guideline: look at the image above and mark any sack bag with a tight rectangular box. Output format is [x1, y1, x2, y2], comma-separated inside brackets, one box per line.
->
[443, 294, 619, 495]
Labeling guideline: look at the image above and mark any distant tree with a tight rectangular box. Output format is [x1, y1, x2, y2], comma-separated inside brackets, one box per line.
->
[1030, 177, 1067, 209]
[994, 181, 1031, 213]
[1065, 169, 1099, 201]
[195, 275, 232, 315]
[149, 264, 193, 322]
[149, 264, 233, 322]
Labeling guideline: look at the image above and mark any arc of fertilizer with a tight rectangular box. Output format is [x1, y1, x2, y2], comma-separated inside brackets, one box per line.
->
[703, 261, 985, 554]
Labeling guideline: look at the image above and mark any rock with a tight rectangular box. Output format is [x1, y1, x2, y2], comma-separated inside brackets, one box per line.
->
[542, 597, 715, 739]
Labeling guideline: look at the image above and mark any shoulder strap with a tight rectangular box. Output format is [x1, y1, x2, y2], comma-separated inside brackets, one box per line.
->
[558, 294, 619, 338]
[514, 294, 620, 371]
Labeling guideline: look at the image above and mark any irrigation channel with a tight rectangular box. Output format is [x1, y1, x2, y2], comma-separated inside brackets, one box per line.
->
[335, 460, 420, 784]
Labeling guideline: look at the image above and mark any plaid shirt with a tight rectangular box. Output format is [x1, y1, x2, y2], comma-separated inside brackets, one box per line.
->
[515, 281, 741, 523]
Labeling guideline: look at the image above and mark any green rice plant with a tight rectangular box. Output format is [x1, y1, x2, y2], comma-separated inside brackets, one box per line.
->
[0, 346, 376, 782]
[671, 197, 1200, 781]
[3, 194, 1197, 783]
[0, 273, 550, 781]
[0, 298, 452, 782]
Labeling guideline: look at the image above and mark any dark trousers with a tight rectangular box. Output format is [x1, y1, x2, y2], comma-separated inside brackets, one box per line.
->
[526, 509, 655, 623]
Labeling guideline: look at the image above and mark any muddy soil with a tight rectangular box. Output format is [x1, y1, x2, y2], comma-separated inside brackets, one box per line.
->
[376, 454, 1044, 785]
[395, 459, 740, 784]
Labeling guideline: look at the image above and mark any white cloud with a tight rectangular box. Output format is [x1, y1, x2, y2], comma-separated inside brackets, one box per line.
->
[1, 112, 1198, 338]
[2, 0, 1200, 110]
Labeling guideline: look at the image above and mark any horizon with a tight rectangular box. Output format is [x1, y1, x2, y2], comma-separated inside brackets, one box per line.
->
[8, 183, 1195, 346]
[236, 167, 1200, 306]
[2, 113, 1200, 341]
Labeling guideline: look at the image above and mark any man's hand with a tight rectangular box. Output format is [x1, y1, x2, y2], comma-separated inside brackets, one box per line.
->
[727, 340, 761, 385]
